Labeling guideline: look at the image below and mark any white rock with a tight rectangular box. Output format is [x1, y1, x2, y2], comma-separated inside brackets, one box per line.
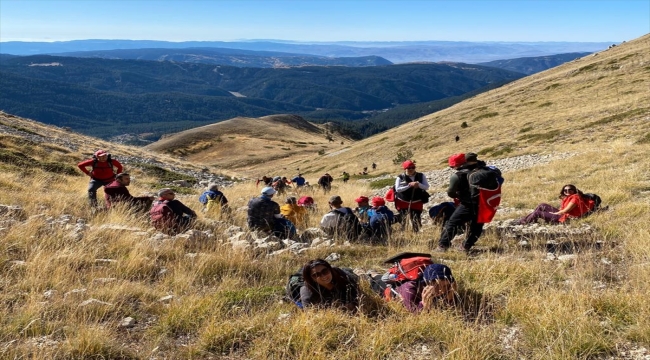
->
[159, 295, 174, 303]
[64, 288, 87, 298]
[95, 259, 117, 264]
[43, 290, 57, 299]
[231, 240, 252, 251]
[557, 254, 578, 262]
[98, 224, 142, 232]
[120, 317, 136, 328]
[269, 249, 291, 256]
[325, 253, 340, 262]
[79, 298, 113, 307]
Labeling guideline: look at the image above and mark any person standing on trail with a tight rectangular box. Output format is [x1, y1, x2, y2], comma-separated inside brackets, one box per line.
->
[394, 160, 430, 232]
[342, 172, 350, 184]
[292, 174, 306, 188]
[372, 162, 377, 170]
[78, 149, 123, 208]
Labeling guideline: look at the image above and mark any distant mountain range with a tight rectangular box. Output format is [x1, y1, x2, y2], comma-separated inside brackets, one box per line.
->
[0, 39, 614, 63]
[53, 47, 393, 68]
[0, 55, 523, 139]
[478, 52, 591, 75]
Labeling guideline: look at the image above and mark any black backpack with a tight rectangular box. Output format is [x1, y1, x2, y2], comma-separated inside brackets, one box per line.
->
[582, 193, 603, 213]
[91, 153, 115, 172]
[286, 270, 305, 308]
[331, 207, 364, 239]
[461, 165, 502, 198]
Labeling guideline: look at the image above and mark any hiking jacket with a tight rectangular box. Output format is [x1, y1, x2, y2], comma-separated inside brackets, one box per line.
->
[318, 175, 333, 187]
[247, 196, 281, 232]
[280, 203, 307, 226]
[559, 194, 593, 222]
[448, 161, 486, 206]
[165, 199, 197, 219]
[291, 176, 306, 186]
[394, 172, 429, 211]
[104, 181, 133, 208]
[78, 158, 123, 182]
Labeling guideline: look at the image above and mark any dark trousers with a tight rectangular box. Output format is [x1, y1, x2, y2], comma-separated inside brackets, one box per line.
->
[519, 203, 561, 224]
[398, 209, 422, 232]
[87, 178, 112, 207]
[438, 203, 484, 249]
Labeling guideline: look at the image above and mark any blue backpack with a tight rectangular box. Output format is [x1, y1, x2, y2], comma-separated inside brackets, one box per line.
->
[199, 191, 217, 205]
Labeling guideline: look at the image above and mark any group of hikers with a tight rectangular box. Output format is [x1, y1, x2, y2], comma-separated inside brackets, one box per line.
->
[78, 148, 602, 315]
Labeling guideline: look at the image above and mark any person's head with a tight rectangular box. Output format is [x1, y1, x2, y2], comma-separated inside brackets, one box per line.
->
[448, 153, 466, 169]
[371, 196, 385, 208]
[261, 186, 276, 197]
[302, 259, 334, 289]
[207, 183, 219, 192]
[158, 188, 175, 200]
[559, 184, 582, 198]
[298, 173, 302, 177]
[94, 149, 109, 162]
[328, 195, 343, 209]
[423, 264, 457, 301]
[354, 196, 369, 208]
[465, 152, 478, 164]
[115, 172, 131, 186]
[402, 160, 416, 175]
[286, 196, 297, 205]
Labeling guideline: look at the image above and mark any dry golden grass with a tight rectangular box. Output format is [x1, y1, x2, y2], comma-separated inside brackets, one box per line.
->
[1, 33, 650, 359]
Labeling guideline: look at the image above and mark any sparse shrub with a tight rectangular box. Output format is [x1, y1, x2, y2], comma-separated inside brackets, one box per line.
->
[519, 126, 534, 133]
[369, 178, 396, 189]
[461, 122, 468, 128]
[133, 163, 196, 183]
[392, 148, 413, 165]
[538, 102, 553, 107]
[636, 133, 650, 144]
[544, 83, 561, 90]
[394, 141, 406, 147]
[318, 149, 326, 156]
[472, 112, 499, 122]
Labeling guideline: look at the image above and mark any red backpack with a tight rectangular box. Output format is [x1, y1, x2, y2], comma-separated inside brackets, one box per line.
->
[387, 256, 434, 283]
[150, 200, 174, 230]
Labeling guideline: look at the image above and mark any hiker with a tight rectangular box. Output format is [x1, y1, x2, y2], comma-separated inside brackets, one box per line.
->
[434, 153, 486, 252]
[372, 162, 377, 170]
[103, 173, 153, 212]
[78, 149, 123, 208]
[256, 176, 272, 187]
[281, 196, 307, 228]
[291, 174, 306, 188]
[367, 196, 395, 243]
[318, 173, 334, 194]
[247, 187, 296, 239]
[353, 196, 371, 223]
[394, 160, 430, 232]
[320, 195, 365, 241]
[342, 171, 350, 183]
[150, 188, 197, 234]
[297, 196, 316, 210]
[272, 176, 290, 195]
[199, 183, 228, 213]
[517, 184, 595, 225]
[455, 135, 460, 142]
[300, 259, 359, 312]
[385, 263, 457, 313]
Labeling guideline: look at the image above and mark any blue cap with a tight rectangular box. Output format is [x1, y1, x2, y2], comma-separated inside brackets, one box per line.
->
[423, 264, 455, 283]
[261, 186, 276, 196]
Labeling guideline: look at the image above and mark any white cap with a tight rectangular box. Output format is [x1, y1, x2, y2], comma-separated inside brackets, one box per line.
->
[261, 187, 276, 196]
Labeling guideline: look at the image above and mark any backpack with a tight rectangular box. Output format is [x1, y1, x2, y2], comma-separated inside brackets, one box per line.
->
[286, 270, 305, 308]
[467, 166, 502, 191]
[331, 208, 363, 239]
[199, 191, 222, 205]
[582, 193, 602, 213]
[386, 256, 434, 283]
[150, 200, 174, 230]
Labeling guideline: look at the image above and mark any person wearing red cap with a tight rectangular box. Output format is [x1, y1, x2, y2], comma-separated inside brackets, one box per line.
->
[77, 150, 123, 208]
[353, 196, 371, 223]
[367, 196, 395, 243]
[434, 152, 486, 252]
[394, 160, 430, 232]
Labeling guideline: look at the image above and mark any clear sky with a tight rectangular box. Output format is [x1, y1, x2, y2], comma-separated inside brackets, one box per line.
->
[1, 0, 648, 42]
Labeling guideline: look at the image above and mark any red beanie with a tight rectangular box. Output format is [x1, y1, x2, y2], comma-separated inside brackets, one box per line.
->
[401, 160, 416, 169]
[448, 153, 466, 167]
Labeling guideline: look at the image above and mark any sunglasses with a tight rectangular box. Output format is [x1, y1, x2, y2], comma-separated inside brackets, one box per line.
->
[563, 188, 575, 192]
[406, 166, 416, 170]
[311, 267, 331, 279]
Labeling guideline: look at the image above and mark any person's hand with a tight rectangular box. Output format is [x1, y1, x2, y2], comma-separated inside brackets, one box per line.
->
[409, 181, 419, 187]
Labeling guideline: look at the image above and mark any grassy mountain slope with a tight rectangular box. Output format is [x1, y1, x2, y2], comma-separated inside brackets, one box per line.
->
[1, 35, 650, 360]
[55, 47, 394, 67]
[478, 52, 592, 75]
[146, 114, 352, 174]
[285, 34, 649, 177]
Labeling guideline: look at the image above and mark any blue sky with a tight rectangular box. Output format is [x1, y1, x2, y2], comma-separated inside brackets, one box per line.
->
[1, 0, 648, 42]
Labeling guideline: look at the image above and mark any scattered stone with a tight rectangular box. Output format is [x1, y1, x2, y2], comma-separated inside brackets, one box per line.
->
[150, 233, 169, 242]
[159, 295, 174, 303]
[0, 205, 26, 220]
[9, 260, 26, 267]
[557, 254, 578, 262]
[277, 313, 290, 321]
[43, 290, 57, 299]
[98, 224, 142, 232]
[269, 249, 291, 257]
[232, 240, 252, 251]
[79, 298, 113, 307]
[120, 317, 136, 328]
[225, 225, 244, 236]
[63, 288, 87, 298]
[95, 259, 117, 264]
[325, 253, 341, 262]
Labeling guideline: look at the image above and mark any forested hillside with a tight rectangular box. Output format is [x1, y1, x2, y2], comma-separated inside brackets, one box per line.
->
[0, 55, 523, 139]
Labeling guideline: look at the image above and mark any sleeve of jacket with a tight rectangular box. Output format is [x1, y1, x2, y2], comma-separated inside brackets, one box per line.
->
[446, 174, 460, 199]
[418, 173, 430, 190]
[77, 159, 92, 175]
[112, 159, 124, 174]
[395, 176, 411, 193]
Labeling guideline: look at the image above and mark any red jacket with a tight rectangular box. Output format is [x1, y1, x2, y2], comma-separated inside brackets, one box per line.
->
[103, 180, 132, 208]
[78, 158, 123, 182]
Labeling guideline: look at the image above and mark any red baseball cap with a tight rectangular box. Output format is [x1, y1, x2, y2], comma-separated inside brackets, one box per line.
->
[401, 160, 416, 169]
[448, 153, 466, 167]
[371, 196, 385, 207]
[94, 150, 108, 157]
[354, 196, 369, 203]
